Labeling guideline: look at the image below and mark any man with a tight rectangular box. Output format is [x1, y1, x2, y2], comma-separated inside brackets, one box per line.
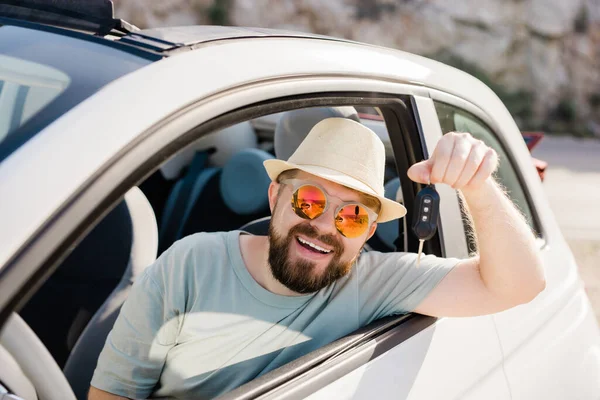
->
[89, 118, 545, 399]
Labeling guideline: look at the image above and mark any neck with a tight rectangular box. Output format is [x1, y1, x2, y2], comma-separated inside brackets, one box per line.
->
[239, 234, 305, 297]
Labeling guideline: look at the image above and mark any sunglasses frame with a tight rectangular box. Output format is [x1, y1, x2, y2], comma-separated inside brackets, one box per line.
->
[280, 178, 379, 237]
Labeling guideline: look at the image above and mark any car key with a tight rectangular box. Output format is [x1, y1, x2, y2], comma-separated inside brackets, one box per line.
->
[411, 184, 440, 267]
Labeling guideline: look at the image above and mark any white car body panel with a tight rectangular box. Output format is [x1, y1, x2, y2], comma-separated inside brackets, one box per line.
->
[305, 317, 510, 400]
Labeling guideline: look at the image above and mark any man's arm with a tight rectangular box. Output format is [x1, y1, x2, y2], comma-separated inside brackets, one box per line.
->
[407, 132, 546, 317]
[88, 386, 130, 400]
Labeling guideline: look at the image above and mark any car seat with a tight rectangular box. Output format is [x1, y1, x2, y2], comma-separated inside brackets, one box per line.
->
[369, 177, 405, 251]
[61, 187, 158, 400]
[157, 122, 260, 252]
[19, 187, 157, 372]
[177, 148, 274, 239]
[158, 150, 218, 253]
[143, 122, 257, 239]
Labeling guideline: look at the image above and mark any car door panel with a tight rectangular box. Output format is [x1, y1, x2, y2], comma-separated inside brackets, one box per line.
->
[304, 317, 510, 400]
[497, 290, 600, 399]
[492, 239, 600, 399]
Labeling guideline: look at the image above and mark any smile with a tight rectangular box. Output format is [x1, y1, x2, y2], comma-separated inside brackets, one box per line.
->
[296, 236, 332, 254]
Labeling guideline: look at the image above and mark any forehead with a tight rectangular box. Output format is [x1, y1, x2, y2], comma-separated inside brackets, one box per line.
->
[292, 170, 364, 202]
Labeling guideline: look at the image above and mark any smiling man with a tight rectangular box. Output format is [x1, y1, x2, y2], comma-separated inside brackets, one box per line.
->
[89, 118, 545, 400]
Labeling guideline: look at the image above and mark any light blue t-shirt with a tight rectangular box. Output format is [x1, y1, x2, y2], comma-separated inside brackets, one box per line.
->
[91, 231, 459, 399]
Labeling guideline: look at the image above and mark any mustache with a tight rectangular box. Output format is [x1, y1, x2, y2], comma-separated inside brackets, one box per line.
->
[289, 223, 343, 254]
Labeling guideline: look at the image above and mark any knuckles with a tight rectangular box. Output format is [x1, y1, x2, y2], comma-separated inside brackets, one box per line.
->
[430, 132, 498, 186]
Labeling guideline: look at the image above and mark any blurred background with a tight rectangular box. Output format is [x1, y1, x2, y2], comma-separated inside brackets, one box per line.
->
[113, 0, 600, 320]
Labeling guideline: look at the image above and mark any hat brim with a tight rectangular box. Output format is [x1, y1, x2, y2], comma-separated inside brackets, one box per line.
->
[263, 159, 406, 223]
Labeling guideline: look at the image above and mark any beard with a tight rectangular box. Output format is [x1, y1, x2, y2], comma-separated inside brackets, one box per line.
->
[267, 221, 353, 294]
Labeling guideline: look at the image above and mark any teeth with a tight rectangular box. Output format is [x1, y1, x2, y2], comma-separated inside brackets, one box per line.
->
[298, 237, 331, 253]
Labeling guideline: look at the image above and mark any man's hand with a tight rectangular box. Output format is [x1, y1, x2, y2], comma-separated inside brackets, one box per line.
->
[403, 131, 546, 318]
[407, 131, 498, 191]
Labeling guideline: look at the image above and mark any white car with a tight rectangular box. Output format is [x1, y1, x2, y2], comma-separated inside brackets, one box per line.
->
[1, 2, 599, 400]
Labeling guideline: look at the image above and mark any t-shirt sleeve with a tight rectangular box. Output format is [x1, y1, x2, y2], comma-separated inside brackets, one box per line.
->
[90, 245, 185, 399]
[357, 251, 461, 325]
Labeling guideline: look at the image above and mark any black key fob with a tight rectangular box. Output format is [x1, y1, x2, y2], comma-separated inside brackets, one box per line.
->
[411, 185, 440, 241]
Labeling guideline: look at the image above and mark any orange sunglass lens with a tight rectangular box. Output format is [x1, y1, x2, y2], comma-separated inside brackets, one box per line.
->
[292, 185, 326, 219]
[335, 204, 370, 238]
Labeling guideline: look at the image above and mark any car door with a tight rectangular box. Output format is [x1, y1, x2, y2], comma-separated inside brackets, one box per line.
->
[430, 91, 600, 399]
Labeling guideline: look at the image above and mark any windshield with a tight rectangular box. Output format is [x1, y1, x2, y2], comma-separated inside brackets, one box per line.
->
[0, 54, 70, 142]
[0, 22, 157, 163]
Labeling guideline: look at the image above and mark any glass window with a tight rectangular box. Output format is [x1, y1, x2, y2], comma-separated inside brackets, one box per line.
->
[434, 101, 538, 252]
[0, 23, 154, 162]
[0, 54, 70, 142]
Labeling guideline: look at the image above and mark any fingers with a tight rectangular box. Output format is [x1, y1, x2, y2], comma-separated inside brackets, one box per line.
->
[442, 134, 472, 186]
[423, 132, 498, 190]
[452, 140, 488, 188]
[467, 147, 498, 188]
[407, 160, 433, 184]
[429, 135, 455, 184]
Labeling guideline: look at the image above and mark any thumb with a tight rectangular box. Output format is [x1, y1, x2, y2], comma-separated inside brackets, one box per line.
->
[407, 160, 432, 184]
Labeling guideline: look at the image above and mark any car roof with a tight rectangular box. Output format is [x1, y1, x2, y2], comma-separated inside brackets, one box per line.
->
[117, 25, 357, 54]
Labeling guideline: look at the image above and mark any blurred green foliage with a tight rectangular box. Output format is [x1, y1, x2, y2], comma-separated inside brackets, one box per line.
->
[589, 92, 600, 109]
[208, 0, 231, 25]
[574, 5, 590, 34]
[426, 51, 534, 127]
[355, 0, 397, 20]
[546, 98, 594, 137]
[553, 99, 577, 123]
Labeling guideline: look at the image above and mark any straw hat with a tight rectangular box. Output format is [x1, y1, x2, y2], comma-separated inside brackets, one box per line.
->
[263, 118, 407, 222]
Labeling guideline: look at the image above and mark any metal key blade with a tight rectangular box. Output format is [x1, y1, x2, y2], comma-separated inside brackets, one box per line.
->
[416, 239, 424, 267]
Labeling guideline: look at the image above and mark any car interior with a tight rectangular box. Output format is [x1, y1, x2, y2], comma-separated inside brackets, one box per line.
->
[0, 103, 424, 400]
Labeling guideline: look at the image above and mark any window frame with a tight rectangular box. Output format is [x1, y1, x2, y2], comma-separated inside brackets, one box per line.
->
[1, 87, 446, 398]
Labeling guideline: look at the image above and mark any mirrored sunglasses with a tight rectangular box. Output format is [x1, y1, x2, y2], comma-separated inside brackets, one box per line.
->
[281, 179, 378, 238]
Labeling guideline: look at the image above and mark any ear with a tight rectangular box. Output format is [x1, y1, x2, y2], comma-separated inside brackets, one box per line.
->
[268, 181, 280, 213]
[366, 222, 378, 241]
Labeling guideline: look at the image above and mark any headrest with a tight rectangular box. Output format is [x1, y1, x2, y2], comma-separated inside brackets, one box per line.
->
[274, 107, 359, 160]
[160, 122, 258, 180]
[220, 149, 274, 215]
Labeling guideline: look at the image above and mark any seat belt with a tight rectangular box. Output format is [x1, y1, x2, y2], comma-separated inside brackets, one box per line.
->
[158, 150, 209, 253]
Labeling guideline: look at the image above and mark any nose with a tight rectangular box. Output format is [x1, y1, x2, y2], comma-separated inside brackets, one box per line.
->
[308, 205, 339, 236]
